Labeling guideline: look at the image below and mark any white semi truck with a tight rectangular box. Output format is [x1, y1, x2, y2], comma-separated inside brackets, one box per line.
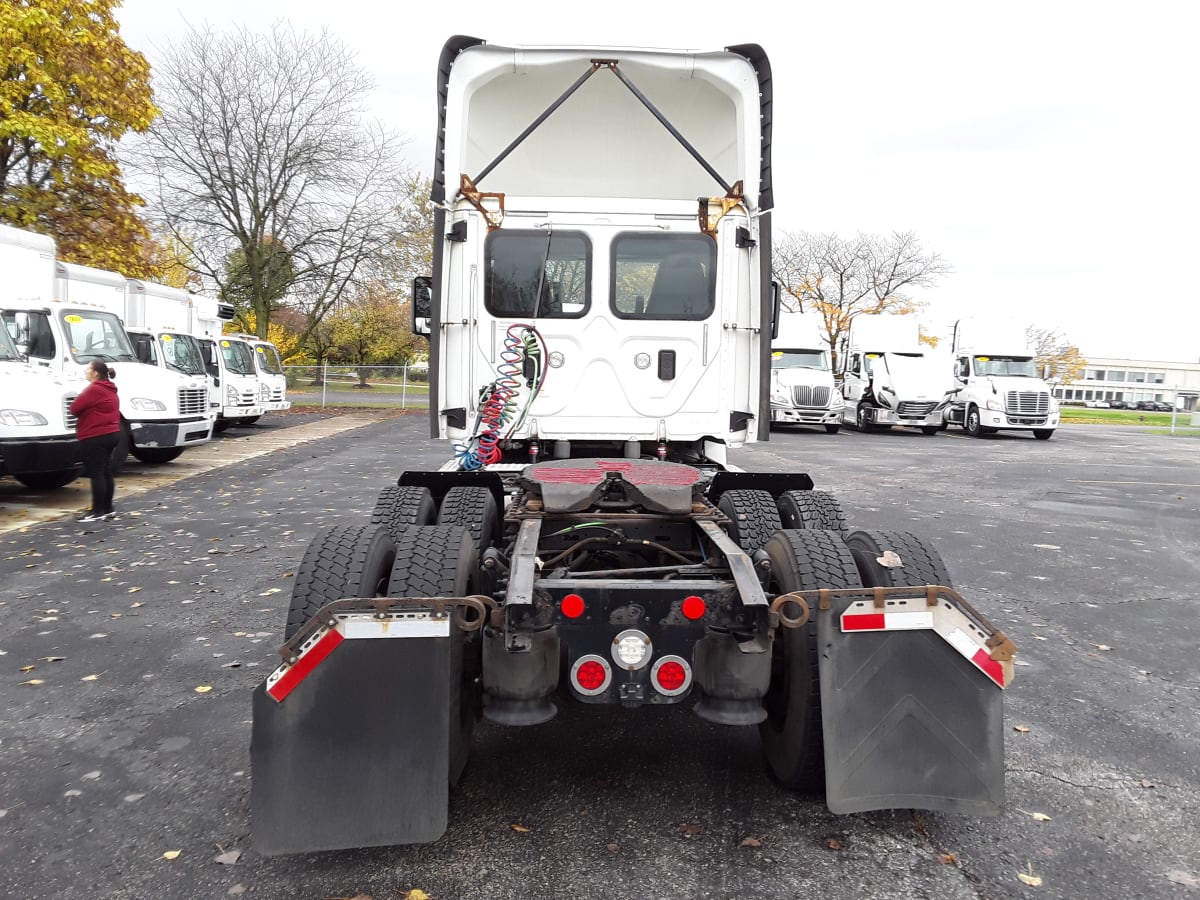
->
[0, 250, 214, 467]
[0, 226, 85, 489]
[769, 310, 842, 432]
[251, 38, 1015, 854]
[840, 314, 948, 434]
[946, 318, 1059, 439]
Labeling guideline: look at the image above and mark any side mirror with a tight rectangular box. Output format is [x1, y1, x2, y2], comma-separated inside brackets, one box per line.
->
[1041, 364, 1051, 380]
[770, 282, 781, 341]
[412, 276, 432, 337]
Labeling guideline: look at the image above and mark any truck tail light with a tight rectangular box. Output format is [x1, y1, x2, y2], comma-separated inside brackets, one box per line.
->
[681, 595, 706, 620]
[570, 654, 612, 696]
[651, 655, 692, 697]
[560, 593, 585, 618]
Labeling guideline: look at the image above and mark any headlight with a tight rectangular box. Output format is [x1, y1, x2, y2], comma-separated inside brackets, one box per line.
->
[0, 409, 48, 427]
[129, 397, 167, 411]
[771, 391, 790, 405]
[830, 393, 844, 408]
[226, 385, 239, 404]
[985, 398, 1004, 411]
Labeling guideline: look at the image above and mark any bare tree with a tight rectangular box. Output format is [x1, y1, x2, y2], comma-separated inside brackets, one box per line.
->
[773, 230, 951, 367]
[130, 22, 409, 341]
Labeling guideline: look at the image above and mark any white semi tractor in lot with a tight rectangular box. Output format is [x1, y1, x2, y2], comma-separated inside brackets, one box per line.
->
[251, 38, 1016, 854]
[0, 226, 214, 467]
[946, 318, 1059, 439]
[839, 314, 948, 434]
[769, 310, 843, 432]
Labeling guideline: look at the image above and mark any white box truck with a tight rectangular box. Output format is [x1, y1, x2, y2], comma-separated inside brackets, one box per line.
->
[191, 296, 267, 428]
[227, 332, 291, 414]
[840, 314, 948, 433]
[769, 311, 842, 432]
[1, 253, 214, 466]
[122, 278, 214, 415]
[946, 318, 1059, 439]
[251, 38, 1014, 854]
[0, 226, 85, 489]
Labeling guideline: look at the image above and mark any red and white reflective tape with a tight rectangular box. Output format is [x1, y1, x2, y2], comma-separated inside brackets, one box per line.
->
[840, 596, 1011, 688]
[265, 612, 450, 703]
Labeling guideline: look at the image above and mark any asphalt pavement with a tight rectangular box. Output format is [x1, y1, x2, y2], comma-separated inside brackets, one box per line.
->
[1, 418, 1197, 899]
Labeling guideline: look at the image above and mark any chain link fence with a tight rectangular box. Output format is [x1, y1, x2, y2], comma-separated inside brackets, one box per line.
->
[283, 364, 430, 408]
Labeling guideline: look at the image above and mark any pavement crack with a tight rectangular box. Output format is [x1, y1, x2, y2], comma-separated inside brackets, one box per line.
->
[1006, 767, 1112, 790]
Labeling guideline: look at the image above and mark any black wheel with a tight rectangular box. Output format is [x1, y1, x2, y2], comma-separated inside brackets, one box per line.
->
[436, 485, 499, 553]
[824, 424, 841, 435]
[843, 530, 953, 589]
[855, 404, 878, 432]
[107, 423, 132, 474]
[777, 489, 847, 532]
[370, 485, 436, 542]
[921, 426, 940, 436]
[284, 523, 397, 640]
[240, 415, 261, 425]
[14, 469, 78, 490]
[214, 419, 230, 433]
[717, 489, 782, 554]
[760, 529, 863, 791]
[1033, 429, 1054, 440]
[387, 525, 479, 787]
[130, 446, 185, 464]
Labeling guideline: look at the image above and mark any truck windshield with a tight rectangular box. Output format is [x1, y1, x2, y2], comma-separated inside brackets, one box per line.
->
[772, 350, 829, 371]
[159, 332, 206, 376]
[484, 230, 590, 318]
[60, 309, 136, 363]
[973, 356, 1038, 377]
[254, 343, 284, 375]
[220, 339, 256, 375]
[612, 233, 715, 320]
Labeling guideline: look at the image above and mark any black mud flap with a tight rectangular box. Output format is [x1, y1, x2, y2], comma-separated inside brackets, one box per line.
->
[251, 623, 450, 854]
[817, 597, 1006, 816]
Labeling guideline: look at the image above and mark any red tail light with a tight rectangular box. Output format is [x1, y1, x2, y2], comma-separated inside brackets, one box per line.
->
[681, 595, 706, 620]
[570, 654, 612, 696]
[560, 593, 585, 618]
[651, 655, 692, 696]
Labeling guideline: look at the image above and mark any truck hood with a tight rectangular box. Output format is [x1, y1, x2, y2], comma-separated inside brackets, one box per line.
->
[874, 354, 949, 402]
[772, 367, 834, 390]
[0, 363, 83, 432]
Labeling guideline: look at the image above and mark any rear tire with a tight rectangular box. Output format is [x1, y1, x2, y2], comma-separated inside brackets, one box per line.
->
[436, 485, 499, 553]
[760, 529, 863, 791]
[387, 525, 479, 787]
[1033, 429, 1054, 440]
[370, 485, 436, 542]
[843, 530, 953, 589]
[14, 469, 78, 490]
[824, 424, 841, 435]
[777, 489, 847, 532]
[130, 446, 185, 464]
[717, 489, 782, 554]
[921, 426, 940, 435]
[284, 524, 397, 640]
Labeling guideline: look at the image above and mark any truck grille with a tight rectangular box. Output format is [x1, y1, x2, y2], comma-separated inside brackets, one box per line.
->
[64, 395, 78, 429]
[269, 386, 285, 401]
[1006, 391, 1050, 415]
[238, 388, 257, 405]
[790, 385, 831, 408]
[897, 401, 937, 417]
[178, 387, 208, 416]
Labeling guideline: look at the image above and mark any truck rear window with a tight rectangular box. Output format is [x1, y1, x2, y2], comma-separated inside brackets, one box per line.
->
[484, 231, 590, 318]
[611, 234, 715, 321]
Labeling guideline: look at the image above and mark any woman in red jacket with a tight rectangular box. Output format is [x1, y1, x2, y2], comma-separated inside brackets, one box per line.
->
[69, 360, 122, 523]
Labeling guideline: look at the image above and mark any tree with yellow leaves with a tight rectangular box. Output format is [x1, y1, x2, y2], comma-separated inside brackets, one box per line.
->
[1026, 327, 1087, 385]
[0, 0, 158, 276]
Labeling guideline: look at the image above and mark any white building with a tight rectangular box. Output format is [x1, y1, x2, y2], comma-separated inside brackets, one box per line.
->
[1054, 357, 1200, 410]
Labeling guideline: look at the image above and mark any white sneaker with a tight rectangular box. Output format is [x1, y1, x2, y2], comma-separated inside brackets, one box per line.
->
[78, 513, 104, 523]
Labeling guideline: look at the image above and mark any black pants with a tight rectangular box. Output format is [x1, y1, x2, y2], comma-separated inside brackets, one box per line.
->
[79, 432, 120, 515]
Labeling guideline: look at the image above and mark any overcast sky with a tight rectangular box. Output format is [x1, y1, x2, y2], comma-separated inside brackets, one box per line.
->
[115, 0, 1200, 364]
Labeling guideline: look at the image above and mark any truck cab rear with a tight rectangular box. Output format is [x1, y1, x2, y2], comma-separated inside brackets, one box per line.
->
[251, 38, 1015, 854]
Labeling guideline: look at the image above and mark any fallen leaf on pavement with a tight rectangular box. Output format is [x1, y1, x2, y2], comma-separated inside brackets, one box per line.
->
[1165, 871, 1199, 888]
[162, 850, 181, 860]
[131, 602, 143, 608]
[676, 823, 703, 838]
[823, 836, 845, 851]
[606, 843, 620, 853]
[39, 656, 65, 662]
[937, 853, 957, 865]
[259, 588, 282, 596]
[1013, 725, 1031, 733]
[401, 891, 430, 900]
[510, 824, 531, 833]
[1018, 863, 1043, 887]
[213, 849, 242, 865]
[1016, 809, 1052, 822]
[1092, 644, 1111, 651]
[80, 674, 101, 682]
[128, 587, 142, 594]
[1136, 779, 1156, 789]
[740, 836, 763, 848]
[19, 665, 34, 673]
[19, 679, 44, 686]
[194, 685, 213, 693]
[876, 550, 903, 567]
